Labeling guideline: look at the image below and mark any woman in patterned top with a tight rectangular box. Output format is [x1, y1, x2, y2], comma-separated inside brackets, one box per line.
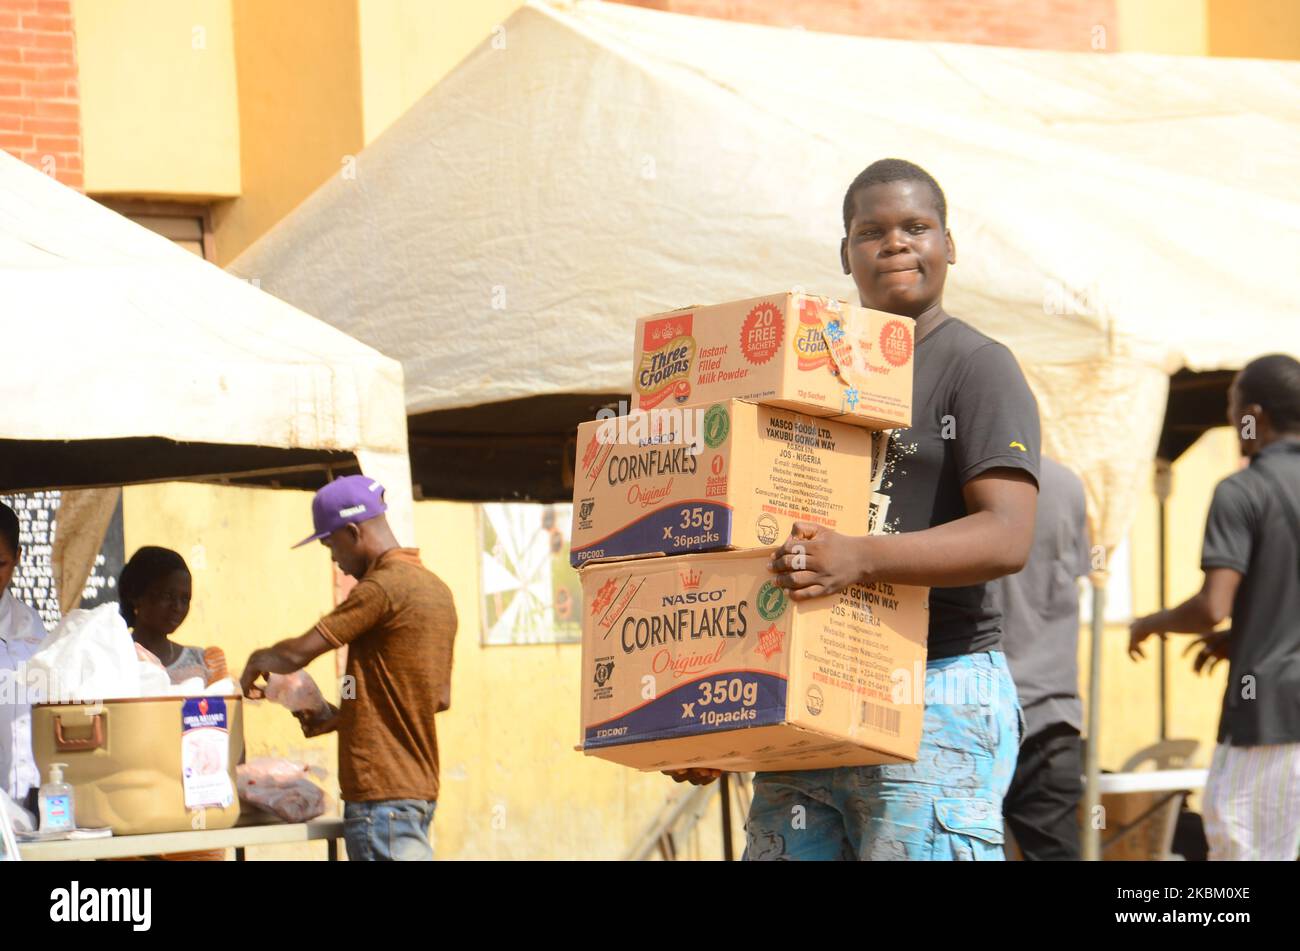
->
[117, 546, 230, 862]
[119, 546, 218, 685]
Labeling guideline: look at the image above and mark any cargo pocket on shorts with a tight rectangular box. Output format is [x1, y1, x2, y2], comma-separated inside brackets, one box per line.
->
[932, 797, 1004, 861]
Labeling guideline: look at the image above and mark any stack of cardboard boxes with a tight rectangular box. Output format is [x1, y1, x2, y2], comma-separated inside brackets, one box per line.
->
[571, 292, 930, 773]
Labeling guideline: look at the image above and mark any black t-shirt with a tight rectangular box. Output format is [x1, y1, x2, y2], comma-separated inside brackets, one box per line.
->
[1200, 436, 1300, 746]
[872, 317, 1041, 659]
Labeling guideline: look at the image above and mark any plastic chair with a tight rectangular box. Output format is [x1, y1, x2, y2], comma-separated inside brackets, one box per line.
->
[1105, 739, 1201, 860]
[1120, 739, 1200, 773]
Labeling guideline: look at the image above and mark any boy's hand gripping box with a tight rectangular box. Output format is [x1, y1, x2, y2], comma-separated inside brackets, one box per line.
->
[632, 292, 914, 430]
[579, 548, 928, 772]
[570, 399, 872, 567]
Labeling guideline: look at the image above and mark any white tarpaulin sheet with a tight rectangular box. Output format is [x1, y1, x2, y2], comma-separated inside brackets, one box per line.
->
[229, 0, 1300, 553]
[0, 152, 415, 538]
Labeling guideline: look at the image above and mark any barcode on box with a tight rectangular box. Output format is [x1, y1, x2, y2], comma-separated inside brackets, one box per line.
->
[860, 701, 900, 736]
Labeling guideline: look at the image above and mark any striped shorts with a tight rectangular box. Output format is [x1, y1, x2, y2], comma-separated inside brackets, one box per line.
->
[1203, 742, 1300, 861]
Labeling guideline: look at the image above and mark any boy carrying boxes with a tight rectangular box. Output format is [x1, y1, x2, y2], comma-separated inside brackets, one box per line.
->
[572, 289, 928, 777]
[575, 159, 1041, 862]
[738, 159, 1039, 861]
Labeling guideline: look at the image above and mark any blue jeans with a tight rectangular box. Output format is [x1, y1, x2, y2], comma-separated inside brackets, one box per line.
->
[745, 651, 1023, 860]
[343, 799, 437, 861]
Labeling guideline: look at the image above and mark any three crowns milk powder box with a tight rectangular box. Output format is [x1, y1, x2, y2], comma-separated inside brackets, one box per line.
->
[631, 291, 914, 430]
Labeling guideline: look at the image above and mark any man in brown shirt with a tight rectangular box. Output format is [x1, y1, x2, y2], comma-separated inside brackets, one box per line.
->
[240, 475, 457, 861]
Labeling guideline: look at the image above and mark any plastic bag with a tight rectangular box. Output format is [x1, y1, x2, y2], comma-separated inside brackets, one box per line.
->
[236, 758, 329, 824]
[170, 676, 206, 695]
[0, 789, 28, 862]
[1, 788, 34, 835]
[263, 670, 329, 715]
[133, 643, 174, 696]
[203, 677, 238, 696]
[25, 603, 140, 702]
[27, 604, 233, 701]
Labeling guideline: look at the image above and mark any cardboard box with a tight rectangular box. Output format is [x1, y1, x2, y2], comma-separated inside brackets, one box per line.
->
[579, 548, 928, 772]
[570, 399, 873, 567]
[632, 291, 914, 430]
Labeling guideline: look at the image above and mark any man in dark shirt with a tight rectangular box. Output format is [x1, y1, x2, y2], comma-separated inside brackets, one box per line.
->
[671, 159, 1041, 860]
[1130, 354, 1300, 860]
[999, 456, 1089, 860]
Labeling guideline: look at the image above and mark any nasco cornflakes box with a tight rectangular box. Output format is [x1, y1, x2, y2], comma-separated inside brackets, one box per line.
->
[578, 548, 928, 772]
[631, 292, 914, 430]
[569, 399, 873, 567]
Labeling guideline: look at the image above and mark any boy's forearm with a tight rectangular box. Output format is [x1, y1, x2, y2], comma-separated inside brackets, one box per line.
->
[855, 511, 1030, 588]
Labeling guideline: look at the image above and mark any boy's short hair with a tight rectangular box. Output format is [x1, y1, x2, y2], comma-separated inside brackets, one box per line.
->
[842, 158, 947, 233]
[0, 501, 18, 556]
[1237, 354, 1300, 433]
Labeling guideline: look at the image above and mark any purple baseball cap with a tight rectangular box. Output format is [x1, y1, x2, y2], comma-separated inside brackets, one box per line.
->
[293, 475, 388, 549]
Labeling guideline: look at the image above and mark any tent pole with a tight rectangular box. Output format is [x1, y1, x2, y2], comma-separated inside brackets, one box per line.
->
[1082, 577, 1107, 861]
[720, 773, 734, 861]
[1158, 500, 1168, 739]
[1155, 460, 1172, 741]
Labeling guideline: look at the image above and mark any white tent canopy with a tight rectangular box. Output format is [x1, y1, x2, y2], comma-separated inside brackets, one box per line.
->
[0, 151, 414, 539]
[229, 0, 1300, 554]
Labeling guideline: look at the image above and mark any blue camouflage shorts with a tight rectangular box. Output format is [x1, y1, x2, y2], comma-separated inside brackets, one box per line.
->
[744, 651, 1023, 861]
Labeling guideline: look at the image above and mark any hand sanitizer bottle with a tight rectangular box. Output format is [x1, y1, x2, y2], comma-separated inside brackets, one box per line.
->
[38, 762, 75, 833]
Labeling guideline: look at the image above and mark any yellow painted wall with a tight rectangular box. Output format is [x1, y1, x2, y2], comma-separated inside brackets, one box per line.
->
[119, 485, 725, 859]
[357, 0, 526, 145]
[210, 0, 365, 265]
[73, 0, 242, 198]
[1117, 0, 1300, 59]
[117, 426, 1244, 857]
[1116, 0, 1208, 55]
[121, 444, 1252, 859]
[122, 481, 341, 859]
[1207, 0, 1300, 60]
[98, 1, 1274, 858]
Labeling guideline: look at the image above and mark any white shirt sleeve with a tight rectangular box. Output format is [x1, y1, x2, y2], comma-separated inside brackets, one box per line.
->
[1, 590, 49, 802]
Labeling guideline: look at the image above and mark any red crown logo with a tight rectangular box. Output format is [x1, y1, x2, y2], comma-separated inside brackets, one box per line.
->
[581, 434, 600, 470]
[679, 567, 702, 590]
[591, 578, 619, 615]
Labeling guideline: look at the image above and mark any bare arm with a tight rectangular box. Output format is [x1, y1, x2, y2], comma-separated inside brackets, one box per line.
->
[1128, 568, 1241, 659]
[240, 629, 334, 698]
[861, 469, 1038, 586]
[770, 469, 1039, 599]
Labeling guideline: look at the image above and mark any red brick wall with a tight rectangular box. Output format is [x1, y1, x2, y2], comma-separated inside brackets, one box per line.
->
[613, 0, 1118, 53]
[0, 0, 82, 189]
